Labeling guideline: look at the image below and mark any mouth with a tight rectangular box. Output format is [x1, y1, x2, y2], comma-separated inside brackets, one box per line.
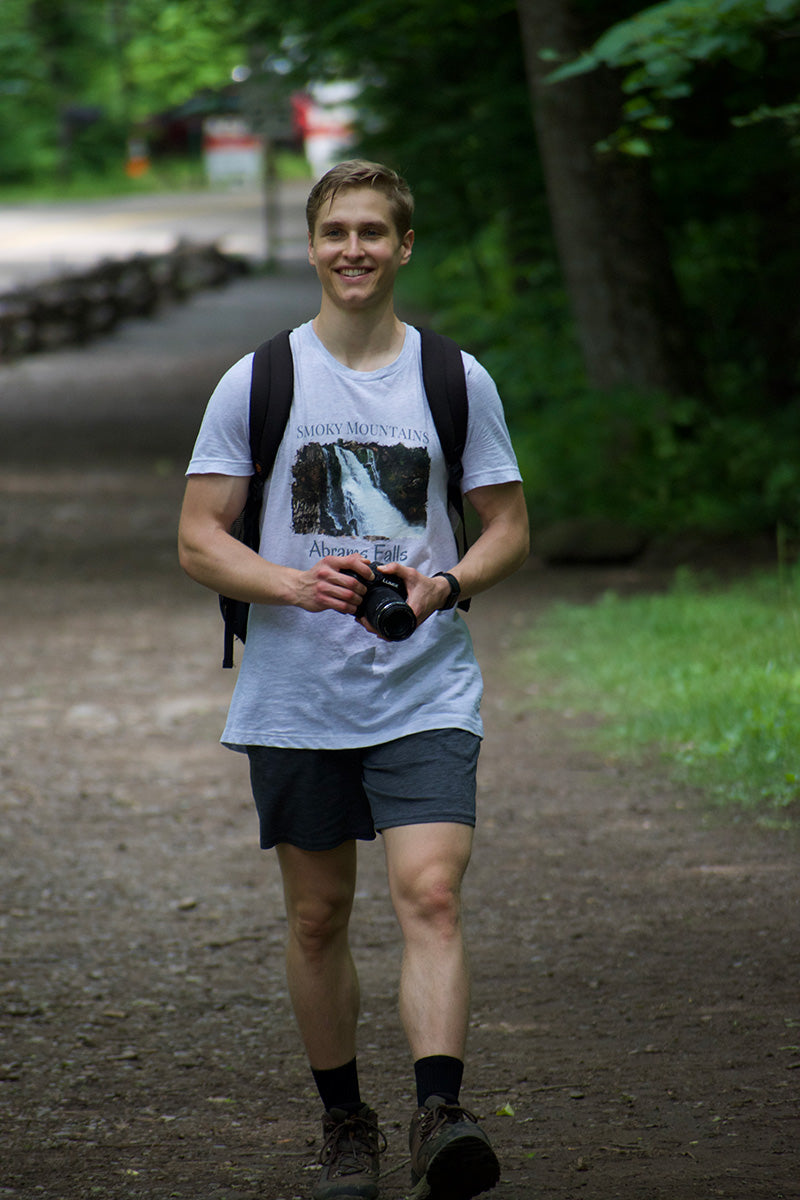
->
[337, 267, 372, 278]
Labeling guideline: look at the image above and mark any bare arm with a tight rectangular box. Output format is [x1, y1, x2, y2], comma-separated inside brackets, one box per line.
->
[453, 480, 530, 599]
[177, 473, 370, 613]
[378, 481, 530, 628]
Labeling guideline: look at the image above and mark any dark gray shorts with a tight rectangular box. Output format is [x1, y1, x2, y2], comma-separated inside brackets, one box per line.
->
[247, 728, 480, 852]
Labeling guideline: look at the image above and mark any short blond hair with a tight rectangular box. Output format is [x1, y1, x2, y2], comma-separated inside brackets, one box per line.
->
[306, 159, 414, 238]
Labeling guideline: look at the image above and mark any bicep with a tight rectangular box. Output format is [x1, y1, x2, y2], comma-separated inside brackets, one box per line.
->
[465, 481, 529, 537]
[179, 473, 251, 545]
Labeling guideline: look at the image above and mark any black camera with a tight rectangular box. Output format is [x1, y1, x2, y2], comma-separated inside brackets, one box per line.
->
[344, 562, 417, 641]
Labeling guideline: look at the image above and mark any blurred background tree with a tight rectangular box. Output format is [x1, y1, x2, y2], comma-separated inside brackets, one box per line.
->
[0, 0, 244, 183]
[242, 0, 800, 541]
[2, 0, 799, 543]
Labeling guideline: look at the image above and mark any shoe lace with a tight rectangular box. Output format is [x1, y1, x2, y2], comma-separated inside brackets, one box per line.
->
[418, 1101, 479, 1140]
[320, 1111, 387, 1176]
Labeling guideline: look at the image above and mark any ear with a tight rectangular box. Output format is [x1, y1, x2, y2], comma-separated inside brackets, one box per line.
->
[307, 233, 316, 266]
[400, 229, 414, 266]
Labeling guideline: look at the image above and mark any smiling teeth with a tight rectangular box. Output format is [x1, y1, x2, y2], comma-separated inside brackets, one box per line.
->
[340, 269, 368, 276]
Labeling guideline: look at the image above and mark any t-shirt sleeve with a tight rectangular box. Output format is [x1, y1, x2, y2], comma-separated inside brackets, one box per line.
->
[459, 355, 522, 493]
[185, 353, 254, 477]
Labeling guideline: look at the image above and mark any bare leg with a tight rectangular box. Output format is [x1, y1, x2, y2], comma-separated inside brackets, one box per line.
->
[275, 840, 359, 1069]
[382, 823, 474, 1060]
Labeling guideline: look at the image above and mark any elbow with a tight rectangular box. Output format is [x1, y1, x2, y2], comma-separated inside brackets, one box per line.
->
[177, 549, 195, 583]
[177, 508, 216, 584]
[506, 488, 530, 571]
[508, 536, 530, 579]
[177, 531, 203, 583]
[518, 525, 531, 568]
[509, 507, 531, 572]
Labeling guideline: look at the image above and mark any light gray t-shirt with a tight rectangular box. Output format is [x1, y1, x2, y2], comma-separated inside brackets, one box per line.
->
[187, 321, 521, 750]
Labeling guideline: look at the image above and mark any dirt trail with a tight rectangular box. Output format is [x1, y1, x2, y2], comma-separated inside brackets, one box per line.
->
[1, 275, 798, 1200]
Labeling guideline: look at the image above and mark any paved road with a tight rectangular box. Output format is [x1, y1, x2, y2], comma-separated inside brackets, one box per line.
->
[0, 268, 323, 464]
[0, 181, 310, 291]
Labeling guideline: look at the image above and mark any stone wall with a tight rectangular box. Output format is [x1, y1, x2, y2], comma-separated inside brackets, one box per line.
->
[0, 241, 248, 360]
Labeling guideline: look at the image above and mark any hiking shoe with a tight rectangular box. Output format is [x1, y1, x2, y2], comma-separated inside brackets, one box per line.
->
[408, 1095, 500, 1200]
[312, 1104, 385, 1200]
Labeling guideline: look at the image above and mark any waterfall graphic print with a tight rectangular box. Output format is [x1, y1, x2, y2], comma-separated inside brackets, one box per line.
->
[291, 441, 430, 539]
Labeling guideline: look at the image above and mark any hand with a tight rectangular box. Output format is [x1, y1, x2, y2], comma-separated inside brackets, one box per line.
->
[362, 562, 451, 634]
[293, 554, 372, 614]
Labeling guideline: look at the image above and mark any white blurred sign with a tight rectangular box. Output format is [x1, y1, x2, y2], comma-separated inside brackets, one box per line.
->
[295, 82, 358, 178]
[203, 118, 263, 184]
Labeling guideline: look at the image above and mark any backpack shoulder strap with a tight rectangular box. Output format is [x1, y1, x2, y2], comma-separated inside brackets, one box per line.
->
[249, 327, 294, 477]
[220, 329, 294, 668]
[417, 327, 468, 472]
[235, 328, 294, 553]
[417, 326, 470, 610]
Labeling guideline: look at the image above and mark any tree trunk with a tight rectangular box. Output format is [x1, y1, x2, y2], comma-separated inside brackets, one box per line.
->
[516, 0, 704, 397]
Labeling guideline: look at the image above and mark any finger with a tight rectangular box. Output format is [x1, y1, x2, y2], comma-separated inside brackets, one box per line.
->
[340, 559, 374, 582]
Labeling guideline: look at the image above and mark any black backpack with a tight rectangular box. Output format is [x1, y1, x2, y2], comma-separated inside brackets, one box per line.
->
[220, 326, 470, 667]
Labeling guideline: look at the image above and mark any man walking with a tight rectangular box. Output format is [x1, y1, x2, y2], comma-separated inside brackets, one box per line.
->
[178, 160, 529, 1199]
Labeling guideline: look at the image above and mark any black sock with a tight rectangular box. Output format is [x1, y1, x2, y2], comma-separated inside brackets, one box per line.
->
[414, 1055, 464, 1108]
[311, 1057, 362, 1113]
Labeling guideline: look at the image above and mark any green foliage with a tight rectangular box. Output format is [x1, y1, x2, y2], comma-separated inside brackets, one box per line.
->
[0, 0, 246, 183]
[0, 148, 305, 203]
[397, 217, 582, 490]
[547, 0, 800, 153]
[244, 0, 543, 274]
[0, 0, 123, 181]
[2, 0, 799, 544]
[399, 214, 800, 539]
[333, 0, 800, 537]
[524, 390, 800, 535]
[124, 0, 246, 117]
[0, 0, 59, 179]
[520, 566, 800, 819]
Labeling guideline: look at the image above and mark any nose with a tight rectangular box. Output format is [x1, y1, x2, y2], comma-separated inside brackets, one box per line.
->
[343, 232, 364, 257]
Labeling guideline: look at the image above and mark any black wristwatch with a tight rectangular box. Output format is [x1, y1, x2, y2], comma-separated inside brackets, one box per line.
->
[433, 571, 461, 611]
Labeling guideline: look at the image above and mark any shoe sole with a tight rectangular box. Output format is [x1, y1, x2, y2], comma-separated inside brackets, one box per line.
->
[312, 1175, 379, 1200]
[407, 1133, 500, 1200]
[312, 1186, 379, 1200]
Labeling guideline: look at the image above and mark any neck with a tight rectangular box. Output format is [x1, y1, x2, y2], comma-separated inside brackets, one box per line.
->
[312, 304, 406, 371]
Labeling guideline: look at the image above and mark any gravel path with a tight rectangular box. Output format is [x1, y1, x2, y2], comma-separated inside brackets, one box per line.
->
[1, 274, 798, 1200]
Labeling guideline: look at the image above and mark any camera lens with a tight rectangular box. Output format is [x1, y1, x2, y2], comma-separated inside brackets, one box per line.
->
[345, 563, 417, 641]
[372, 598, 417, 641]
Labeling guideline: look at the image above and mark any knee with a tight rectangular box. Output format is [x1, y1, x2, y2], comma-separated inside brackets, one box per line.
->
[396, 870, 463, 939]
[289, 892, 352, 954]
[278, 843, 356, 957]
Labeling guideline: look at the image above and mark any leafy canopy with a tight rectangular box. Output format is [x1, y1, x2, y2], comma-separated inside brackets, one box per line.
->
[546, 0, 800, 153]
[124, 0, 247, 117]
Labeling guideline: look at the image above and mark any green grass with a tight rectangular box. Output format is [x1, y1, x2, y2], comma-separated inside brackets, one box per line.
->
[519, 565, 800, 822]
[0, 151, 311, 204]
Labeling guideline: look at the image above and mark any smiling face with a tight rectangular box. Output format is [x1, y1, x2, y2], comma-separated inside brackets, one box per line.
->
[308, 186, 414, 314]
